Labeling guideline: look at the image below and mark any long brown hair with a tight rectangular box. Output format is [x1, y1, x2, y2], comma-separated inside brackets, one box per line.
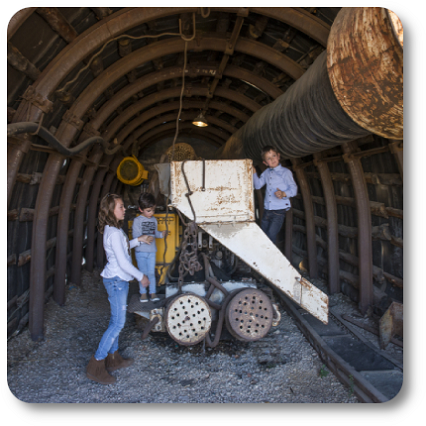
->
[97, 194, 123, 234]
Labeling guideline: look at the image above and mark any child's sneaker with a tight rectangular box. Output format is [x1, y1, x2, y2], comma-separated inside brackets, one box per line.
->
[150, 293, 160, 302]
[140, 294, 148, 303]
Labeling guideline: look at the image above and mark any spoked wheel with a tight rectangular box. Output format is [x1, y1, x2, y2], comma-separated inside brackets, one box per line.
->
[165, 293, 212, 346]
[225, 288, 273, 341]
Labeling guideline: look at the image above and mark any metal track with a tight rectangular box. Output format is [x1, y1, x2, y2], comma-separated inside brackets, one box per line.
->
[276, 289, 403, 403]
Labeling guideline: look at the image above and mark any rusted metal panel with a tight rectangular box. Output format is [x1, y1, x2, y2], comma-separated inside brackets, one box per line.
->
[201, 222, 328, 323]
[170, 159, 328, 323]
[170, 160, 255, 224]
[327, 7, 403, 139]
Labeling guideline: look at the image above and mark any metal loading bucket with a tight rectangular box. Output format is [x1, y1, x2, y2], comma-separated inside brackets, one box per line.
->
[168, 159, 328, 324]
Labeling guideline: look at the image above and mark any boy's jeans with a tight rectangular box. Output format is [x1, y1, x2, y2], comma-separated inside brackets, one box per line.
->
[261, 209, 286, 244]
[135, 251, 156, 295]
[95, 276, 129, 360]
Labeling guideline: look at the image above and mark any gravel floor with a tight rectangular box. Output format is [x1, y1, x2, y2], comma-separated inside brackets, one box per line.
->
[7, 270, 362, 403]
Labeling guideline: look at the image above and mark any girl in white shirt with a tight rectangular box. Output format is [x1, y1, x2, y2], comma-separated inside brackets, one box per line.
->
[86, 193, 151, 385]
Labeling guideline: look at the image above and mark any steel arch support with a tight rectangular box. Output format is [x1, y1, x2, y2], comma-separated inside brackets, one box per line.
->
[314, 152, 340, 294]
[70, 147, 104, 286]
[116, 100, 249, 146]
[292, 159, 318, 279]
[85, 155, 114, 272]
[96, 158, 123, 268]
[342, 141, 373, 312]
[53, 154, 87, 306]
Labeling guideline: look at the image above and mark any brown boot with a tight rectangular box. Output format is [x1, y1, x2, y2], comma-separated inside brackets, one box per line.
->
[105, 351, 134, 372]
[86, 355, 116, 385]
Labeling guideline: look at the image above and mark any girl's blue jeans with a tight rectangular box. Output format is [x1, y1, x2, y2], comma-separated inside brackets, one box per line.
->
[95, 276, 129, 360]
[261, 209, 286, 244]
[135, 251, 157, 295]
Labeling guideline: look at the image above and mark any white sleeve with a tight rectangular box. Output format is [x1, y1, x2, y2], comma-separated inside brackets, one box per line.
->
[110, 231, 144, 281]
[129, 238, 141, 249]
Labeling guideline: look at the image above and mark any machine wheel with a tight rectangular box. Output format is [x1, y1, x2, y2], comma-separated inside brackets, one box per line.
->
[165, 294, 212, 346]
[225, 288, 273, 342]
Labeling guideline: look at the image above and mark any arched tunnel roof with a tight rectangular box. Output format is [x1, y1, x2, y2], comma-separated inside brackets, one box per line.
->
[7, 7, 403, 342]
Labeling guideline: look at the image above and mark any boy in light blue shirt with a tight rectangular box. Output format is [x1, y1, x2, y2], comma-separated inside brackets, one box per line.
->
[132, 192, 166, 302]
[253, 145, 298, 244]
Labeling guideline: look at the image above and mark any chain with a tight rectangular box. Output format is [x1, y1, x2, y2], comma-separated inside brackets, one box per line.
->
[178, 221, 202, 289]
[176, 160, 204, 289]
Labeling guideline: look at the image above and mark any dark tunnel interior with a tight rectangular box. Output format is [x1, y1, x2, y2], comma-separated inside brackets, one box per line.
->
[7, 7, 403, 342]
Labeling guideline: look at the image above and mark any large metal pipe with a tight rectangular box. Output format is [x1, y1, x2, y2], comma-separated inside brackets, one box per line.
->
[218, 7, 403, 163]
[327, 8, 403, 140]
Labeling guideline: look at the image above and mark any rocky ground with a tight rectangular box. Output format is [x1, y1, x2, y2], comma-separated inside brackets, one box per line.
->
[7, 270, 365, 403]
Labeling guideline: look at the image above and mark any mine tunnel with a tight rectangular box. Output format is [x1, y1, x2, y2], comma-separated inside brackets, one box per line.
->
[7, 7, 403, 397]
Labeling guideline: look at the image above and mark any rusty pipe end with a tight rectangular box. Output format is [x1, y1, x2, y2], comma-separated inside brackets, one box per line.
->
[327, 7, 403, 140]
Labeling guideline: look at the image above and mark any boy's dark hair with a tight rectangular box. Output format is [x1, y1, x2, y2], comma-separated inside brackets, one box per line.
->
[138, 192, 156, 210]
[261, 145, 279, 160]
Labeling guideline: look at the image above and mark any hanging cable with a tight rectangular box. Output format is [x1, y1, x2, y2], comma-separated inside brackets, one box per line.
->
[7, 122, 124, 156]
[200, 8, 210, 18]
[157, 16, 192, 290]
[57, 13, 196, 96]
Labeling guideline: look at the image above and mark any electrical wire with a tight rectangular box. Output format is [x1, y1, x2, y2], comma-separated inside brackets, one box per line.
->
[158, 20, 191, 288]
[56, 13, 196, 96]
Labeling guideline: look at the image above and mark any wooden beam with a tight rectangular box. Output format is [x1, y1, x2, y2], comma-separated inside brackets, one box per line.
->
[7, 42, 40, 80]
[36, 7, 78, 43]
